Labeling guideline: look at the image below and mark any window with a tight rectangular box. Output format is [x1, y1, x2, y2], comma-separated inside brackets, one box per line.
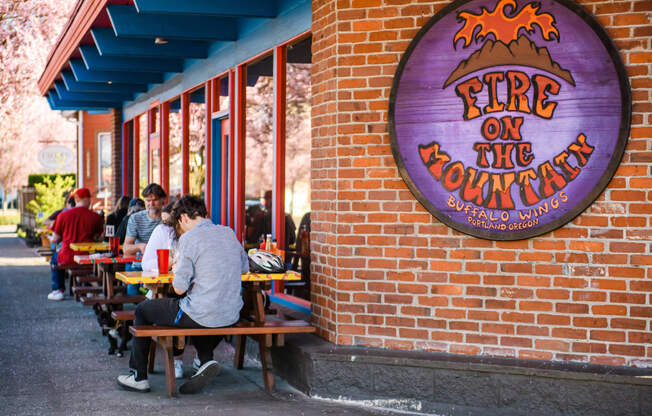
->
[137, 112, 148, 196]
[169, 96, 183, 199]
[244, 53, 274, 246]
[97, 132, 112, 198]
[188, 87, 206, 197]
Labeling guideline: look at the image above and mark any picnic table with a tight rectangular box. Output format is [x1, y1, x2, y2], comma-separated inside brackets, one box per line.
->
[69, 241, 111, 253]
[116, 269, 311, 396]
[74, 254, 140, 298]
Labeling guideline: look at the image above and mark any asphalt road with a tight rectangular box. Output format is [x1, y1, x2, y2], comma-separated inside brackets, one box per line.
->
[0, 225, 414, 416]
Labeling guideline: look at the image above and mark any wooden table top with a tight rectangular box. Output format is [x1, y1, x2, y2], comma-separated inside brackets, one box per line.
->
[69, 242, 112, 252]
[73, 254, 139, 264]
[115, 270, 301, 285]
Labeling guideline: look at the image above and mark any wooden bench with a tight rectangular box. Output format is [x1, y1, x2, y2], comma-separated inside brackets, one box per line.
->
[81, 295, 145, 306]
[130, 320, 316, 397]
[73, 286, 126, 301]
[76, 275, 102, 284]
[111, 310, 135, 322]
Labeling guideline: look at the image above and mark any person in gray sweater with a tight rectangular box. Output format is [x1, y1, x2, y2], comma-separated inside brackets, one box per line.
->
[118, 195, 248, 394]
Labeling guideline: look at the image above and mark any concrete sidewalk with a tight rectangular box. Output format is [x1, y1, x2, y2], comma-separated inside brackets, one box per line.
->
[0, 226, 413, 416]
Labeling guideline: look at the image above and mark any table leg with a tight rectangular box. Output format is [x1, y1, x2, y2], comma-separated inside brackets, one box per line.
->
[257, 335, 275, 392]
[234, 335, 246, 369]
[158, 336, 177, 397]
[106, 264, 115, 298]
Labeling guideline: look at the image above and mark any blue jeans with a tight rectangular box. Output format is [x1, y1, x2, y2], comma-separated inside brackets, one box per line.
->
[50, 251, 65, 291]
[125, 262, 143, 295]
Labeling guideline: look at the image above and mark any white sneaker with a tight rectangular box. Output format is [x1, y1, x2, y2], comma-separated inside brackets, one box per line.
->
[117, 371, 150, 392]
[179, 360, 219, 394]
[47, 290, 64, 301]
[174, 359, 184, 379]
[192, 357, 201, 371]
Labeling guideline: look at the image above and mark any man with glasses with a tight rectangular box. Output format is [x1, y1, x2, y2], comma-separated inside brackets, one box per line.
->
[123, 183, 166, 295]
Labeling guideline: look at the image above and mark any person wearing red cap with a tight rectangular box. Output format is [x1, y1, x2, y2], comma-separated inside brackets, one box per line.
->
[48, 188, 104, 301]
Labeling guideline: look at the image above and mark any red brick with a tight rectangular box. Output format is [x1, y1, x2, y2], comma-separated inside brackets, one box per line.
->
[482, 323, 514, 335]
[538, 314, 570, 325]
[466, 334, 498, 345]
[556, 303, 589, 314]
[591, 305, 627, 315]
[573, 317, 608, 328]
[468, 310, 499, 321]
[450, 321, 479, 331]
[551, 328, 587, 340]
[520, 301, 553, 311]
[611, 318, 647, 330]
[535, 339, 570, 352]
[517, 325, 549, 336]
[590, 330, 626, 342]
[572, 342, 607, 354]
[609, 345, 646, 357]
[501, 337, 532, 348]
[631, 306, 652, 318]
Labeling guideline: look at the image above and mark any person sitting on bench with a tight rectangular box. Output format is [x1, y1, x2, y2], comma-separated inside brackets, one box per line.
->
[117, 195, 248, 394]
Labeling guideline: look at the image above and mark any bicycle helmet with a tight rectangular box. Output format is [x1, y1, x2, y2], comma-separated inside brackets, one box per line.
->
[248, 250, 286, 273]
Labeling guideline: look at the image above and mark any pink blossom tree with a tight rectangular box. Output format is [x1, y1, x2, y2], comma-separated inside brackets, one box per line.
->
[0, 0, 76, 210]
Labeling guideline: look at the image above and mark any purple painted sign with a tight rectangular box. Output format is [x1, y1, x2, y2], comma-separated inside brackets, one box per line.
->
[389, 0, 631, 240]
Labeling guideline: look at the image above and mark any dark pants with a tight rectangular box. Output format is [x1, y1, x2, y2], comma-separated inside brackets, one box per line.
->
[129, 298, 223, 380]
[50, 251, 65, 291]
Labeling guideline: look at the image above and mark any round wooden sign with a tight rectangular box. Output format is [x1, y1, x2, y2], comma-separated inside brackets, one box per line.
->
[389, 0, 631, 240]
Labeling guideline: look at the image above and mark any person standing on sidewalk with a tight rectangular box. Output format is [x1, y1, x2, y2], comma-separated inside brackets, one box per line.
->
[122, 184, 166, 295]
[117, 195, 248, 394]
[47, 188, 103, 301]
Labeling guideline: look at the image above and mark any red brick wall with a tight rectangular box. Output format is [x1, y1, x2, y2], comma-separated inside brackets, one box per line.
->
[310, 0, 652, 367]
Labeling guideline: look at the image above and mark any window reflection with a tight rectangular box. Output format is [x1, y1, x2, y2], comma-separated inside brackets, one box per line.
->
[188, 87, 206, 198]
[138, 113, 147, 195]
[244, 53, 274, 246]
[169, 97, 182, 200]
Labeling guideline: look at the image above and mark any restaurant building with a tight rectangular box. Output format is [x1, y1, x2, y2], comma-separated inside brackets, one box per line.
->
[39, 0, 651, 413]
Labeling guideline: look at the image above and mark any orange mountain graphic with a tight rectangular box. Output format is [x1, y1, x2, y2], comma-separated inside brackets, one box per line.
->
[444, 35, 575, 88]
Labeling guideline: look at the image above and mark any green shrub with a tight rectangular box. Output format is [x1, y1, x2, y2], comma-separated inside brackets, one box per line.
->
[28, 173, 76, 188]
[26, 174, 76, 227]
[0, 214, 19, 225]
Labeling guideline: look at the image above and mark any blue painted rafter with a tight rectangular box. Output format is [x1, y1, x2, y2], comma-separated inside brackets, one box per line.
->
[70, 59, 163, 84]
[133, 0, 277, 18]
[91, 28, 209, 59]
[107, 5, 238, 41]
[47, 92, 116, 111]
[79, 45, 184, 73]
[54, 81, 131, 102]
[61, 71, 148, 94]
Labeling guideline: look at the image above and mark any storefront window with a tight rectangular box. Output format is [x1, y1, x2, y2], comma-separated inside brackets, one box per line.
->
[169, 97, 182, 200]
[286, 36, 312, 299]
[244, 53, 274, 246]
[188, 87, 206, 198]
[138, 112, 147, 196]
[97, 132, 112, 198]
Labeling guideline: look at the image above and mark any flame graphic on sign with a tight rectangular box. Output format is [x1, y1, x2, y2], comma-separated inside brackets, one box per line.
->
[454, 0, 559, 48]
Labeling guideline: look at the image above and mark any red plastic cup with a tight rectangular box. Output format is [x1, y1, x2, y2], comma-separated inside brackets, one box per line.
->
[157, 249, 170, 274]
[110, 237, 120, 257]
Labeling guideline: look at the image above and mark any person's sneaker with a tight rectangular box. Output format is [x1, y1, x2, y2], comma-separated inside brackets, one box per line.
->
[117, 371, 150, 392]
[192, 357, 201, 372]
[47, 290, 64, 301]
[179, 360, 219, 394]
[174, 359, 184, 379]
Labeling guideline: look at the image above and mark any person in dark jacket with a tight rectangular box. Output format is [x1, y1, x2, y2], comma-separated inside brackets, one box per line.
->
[105, 195, 130, 239]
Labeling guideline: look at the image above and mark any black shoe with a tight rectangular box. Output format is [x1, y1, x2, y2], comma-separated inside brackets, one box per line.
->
[179, 360, 219, 394]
